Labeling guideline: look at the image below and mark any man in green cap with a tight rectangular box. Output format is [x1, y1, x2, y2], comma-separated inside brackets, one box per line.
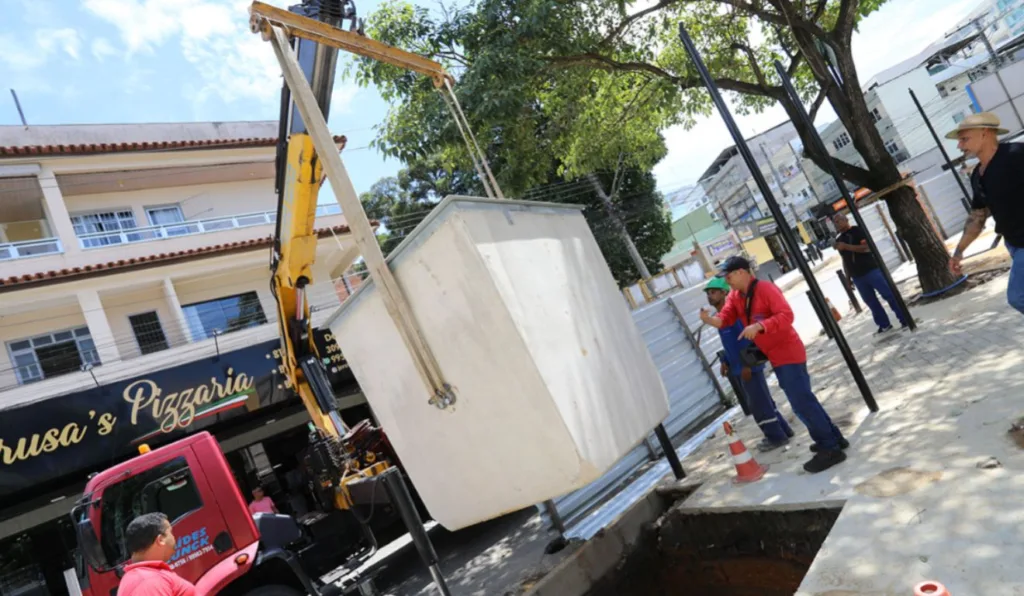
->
[704, 275, 793, 451]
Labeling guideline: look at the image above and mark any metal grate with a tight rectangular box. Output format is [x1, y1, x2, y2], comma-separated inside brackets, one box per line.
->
[129, 311, 170, 355]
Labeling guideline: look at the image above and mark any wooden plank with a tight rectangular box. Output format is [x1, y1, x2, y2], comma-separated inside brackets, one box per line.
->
[269, 26, 452, 408]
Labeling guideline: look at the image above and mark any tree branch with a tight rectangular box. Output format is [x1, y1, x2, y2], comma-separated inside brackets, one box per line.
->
[542, 53, 780, 98]
[731, 41, 768, 87]
[833, 0, 860, 42]
[755, 0, 830, 40]
[786, 52, 803, 78]
[808, 83, 829, 122]
[601, 0, 679, 47]
[811, 0, 828, 22]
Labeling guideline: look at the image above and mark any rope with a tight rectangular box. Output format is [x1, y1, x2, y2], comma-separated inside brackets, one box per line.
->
[439, 90, 495, 199]
[443, 78, 505, 199]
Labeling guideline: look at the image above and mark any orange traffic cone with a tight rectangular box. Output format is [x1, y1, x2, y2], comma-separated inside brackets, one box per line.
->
[724, 422, 768, 483]
[826, 298, 842, 322]
[914, 581, 950, 596]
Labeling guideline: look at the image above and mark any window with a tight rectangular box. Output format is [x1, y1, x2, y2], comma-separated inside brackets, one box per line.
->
[146, 205, 186, 230]
[71, 210, 138, 247]
[832, 132, 851, 151]
[871, 108, 883, 123]
[7, 327, 99, 385]
[182, 292, 267, 341]
[885, 140, 901, 155]
[953, 112, 967, 124]
[99, 457, 203, 566]
[129, 312, 170, 355]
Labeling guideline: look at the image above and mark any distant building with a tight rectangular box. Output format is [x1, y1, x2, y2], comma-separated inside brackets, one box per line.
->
[815, 33, 981, 203]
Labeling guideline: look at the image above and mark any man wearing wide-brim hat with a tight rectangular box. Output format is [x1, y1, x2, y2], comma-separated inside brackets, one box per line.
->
[947, 112, 1024, 314]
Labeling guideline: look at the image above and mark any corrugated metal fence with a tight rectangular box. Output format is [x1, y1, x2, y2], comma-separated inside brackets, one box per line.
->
[537, 288, 726, 533]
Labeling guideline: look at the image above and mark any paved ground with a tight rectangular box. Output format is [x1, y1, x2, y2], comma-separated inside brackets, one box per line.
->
[369, 227, 1019, 595]
[673, 230, 1024, 594]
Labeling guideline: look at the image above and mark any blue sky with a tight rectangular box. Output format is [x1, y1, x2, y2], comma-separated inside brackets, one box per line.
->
[0, 0, 983, 198]
[0, 0, 398, 194]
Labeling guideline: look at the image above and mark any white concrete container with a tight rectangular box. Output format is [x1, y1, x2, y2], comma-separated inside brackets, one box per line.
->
[326, 196, 669, 530]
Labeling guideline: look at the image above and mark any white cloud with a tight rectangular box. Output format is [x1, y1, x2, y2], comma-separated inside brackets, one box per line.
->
[655, 0, 980, 191]
[84, 0, 289, 110]
[0, 27, 82, 71]
[35, 28, 83, 60]
[331, 84, 360, 115]
[91, 37, 118, 61]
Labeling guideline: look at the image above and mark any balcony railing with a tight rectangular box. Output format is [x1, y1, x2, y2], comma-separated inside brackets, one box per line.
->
[0, 238, 64, 261]
[77, 204, 344, 249]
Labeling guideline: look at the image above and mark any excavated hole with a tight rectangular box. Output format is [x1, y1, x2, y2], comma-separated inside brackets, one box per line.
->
[586, 507, 842, 596]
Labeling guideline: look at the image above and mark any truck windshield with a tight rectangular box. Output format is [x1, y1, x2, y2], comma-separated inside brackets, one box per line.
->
[99, 456, 203, 565]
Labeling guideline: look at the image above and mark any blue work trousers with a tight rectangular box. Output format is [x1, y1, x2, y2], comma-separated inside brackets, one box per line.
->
[1006, 244, 1024, 315]
[735, 368, 793, 443]
[774, 363, 844, 451]
[852, 267, 908, 329]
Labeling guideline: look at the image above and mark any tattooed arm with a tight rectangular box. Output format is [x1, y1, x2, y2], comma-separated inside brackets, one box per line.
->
[950, 208, 990, 274]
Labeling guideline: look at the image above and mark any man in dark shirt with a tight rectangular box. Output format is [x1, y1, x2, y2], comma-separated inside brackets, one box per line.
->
[834, 213, 909, 333]
[947, 113, 1024, 313]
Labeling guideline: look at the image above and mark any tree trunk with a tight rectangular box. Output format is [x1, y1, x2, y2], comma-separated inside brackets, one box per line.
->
[786, 32, 959, 294]
[883, 186, 956, 292]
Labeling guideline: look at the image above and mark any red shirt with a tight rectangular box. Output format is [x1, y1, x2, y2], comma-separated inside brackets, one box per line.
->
[119, 561, 196, 596]
[718, 280, 806, 366]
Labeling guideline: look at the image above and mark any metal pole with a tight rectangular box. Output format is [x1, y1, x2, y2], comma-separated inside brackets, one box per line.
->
[679, 26, 878, 412]
[837, 270, 863, 313]
[379, 467, 452, 596]
[9, 89, 27, 127]
[654, 423, 686, 480]
[908, 89, 972, 213]
[773, 59, 915, 334]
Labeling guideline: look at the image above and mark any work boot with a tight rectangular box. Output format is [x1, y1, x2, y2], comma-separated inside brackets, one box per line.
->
[810, 437, 850, 453]
[803, 449, 847, 474]
[756, 438, 789, 453]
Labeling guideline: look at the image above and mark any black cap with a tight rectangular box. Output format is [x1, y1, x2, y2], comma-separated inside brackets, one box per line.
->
[718, 255, 752, 274]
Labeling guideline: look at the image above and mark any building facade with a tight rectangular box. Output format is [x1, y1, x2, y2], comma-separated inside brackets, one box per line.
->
[0, 122, 368, 595]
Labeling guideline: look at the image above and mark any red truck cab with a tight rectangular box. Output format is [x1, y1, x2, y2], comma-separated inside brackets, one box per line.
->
[72, 432, 328, 596]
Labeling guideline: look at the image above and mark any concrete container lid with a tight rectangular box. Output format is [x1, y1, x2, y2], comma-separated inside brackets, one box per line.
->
[324, 195, 585, 326]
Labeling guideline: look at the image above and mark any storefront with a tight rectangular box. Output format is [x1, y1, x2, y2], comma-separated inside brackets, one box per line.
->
[0, 333, 364, 595]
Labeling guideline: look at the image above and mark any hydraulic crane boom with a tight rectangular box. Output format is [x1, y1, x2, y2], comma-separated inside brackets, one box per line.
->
[249, 0, 463, 514]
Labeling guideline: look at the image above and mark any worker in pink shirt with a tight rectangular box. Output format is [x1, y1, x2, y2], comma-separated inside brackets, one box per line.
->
[248, 485, 278, 516]
[117, 513, 196, 596]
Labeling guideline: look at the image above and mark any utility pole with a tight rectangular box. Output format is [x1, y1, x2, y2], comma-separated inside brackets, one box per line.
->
[787, 141, 823, 204]
[588, 173, 651, 279]
[759, 143, 788, 199]
[971, 16, 1002, 67]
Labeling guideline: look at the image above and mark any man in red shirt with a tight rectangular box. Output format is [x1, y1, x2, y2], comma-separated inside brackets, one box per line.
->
[118, 512, 197, 596]
[700, 256, 848, 473]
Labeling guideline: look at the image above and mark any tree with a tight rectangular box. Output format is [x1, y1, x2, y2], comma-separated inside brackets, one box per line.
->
[360, 154, 478, 254]
[362, 156, 674, 286]
[353, 0, 955, 292]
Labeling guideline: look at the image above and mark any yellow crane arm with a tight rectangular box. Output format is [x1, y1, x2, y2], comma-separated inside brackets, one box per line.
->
[252, 0, 457, 456]
[249, 1, 454, 88]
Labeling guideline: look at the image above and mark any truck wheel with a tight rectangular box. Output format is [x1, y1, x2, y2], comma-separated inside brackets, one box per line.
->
[244, 586, 303, 596]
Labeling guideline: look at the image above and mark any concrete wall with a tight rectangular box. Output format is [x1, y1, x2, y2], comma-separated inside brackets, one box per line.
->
[102, 284, 178, 360]
[967, 59, 1024, 134]
[65, 178, 277, 224]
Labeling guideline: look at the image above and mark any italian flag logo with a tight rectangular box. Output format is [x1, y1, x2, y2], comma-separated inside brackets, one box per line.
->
[132, 389, 254, 444]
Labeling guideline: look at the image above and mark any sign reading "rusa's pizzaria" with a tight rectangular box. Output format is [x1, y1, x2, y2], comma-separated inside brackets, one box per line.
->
[0, 340, 288, 497]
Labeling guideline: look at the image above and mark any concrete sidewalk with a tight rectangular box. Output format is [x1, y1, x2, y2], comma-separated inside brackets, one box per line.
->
[669, 240, 1022, 594]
